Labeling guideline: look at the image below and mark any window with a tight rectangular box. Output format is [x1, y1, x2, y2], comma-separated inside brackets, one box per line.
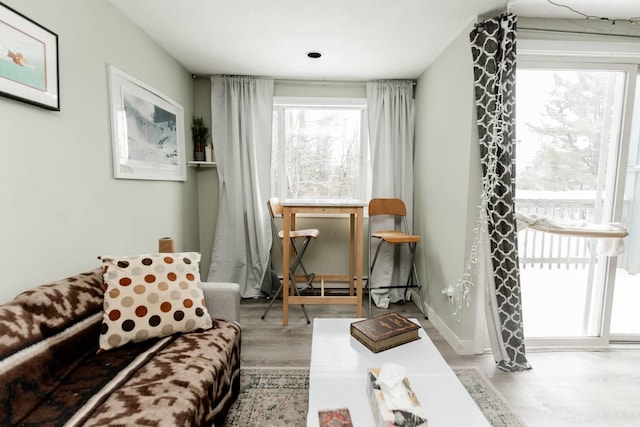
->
[271, 98, 369, 201]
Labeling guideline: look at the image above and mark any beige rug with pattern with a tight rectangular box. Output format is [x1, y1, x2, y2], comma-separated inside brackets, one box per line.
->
[223, 366, 526, 426]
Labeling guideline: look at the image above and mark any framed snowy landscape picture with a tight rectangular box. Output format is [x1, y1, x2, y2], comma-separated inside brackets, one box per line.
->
[108, 65, 186, 181]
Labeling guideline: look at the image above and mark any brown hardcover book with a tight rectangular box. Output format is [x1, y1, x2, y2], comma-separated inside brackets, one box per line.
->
[350, 312, 421, 353]
[318, 407, 354, 427]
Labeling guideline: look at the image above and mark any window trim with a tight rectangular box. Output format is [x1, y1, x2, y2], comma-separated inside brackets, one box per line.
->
[519, 29, 640, 65]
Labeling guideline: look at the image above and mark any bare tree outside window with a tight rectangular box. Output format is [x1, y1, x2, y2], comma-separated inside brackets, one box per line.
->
[517, 70, 622, 193]
[272, 101, 368, 201]
[514, 66, 632, 340]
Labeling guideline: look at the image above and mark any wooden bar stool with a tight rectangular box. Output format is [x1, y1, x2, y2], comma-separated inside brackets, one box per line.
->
[261, 198, 319, 324]
[367, 198, 427, 318]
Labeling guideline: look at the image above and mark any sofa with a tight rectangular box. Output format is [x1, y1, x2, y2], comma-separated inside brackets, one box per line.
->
[0, 262, 241, 427]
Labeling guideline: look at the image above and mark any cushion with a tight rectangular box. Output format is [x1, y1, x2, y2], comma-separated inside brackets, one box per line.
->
[99, 252, 212, 351]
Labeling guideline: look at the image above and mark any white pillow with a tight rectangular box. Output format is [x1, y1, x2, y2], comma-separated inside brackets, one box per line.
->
[99, 252, 212, 351]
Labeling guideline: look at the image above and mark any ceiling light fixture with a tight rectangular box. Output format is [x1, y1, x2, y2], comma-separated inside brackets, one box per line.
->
[306, 51, 322, 59]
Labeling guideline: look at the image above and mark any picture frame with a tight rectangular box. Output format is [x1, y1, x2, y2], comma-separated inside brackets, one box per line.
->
[0, 2, 59, 110]
[108, 65, 186, 181]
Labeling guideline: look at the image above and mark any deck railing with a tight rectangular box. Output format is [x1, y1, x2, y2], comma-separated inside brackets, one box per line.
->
[515, 196, 598, 269]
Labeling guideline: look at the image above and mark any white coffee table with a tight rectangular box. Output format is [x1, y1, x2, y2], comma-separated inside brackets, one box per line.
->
[307, 318, 490, 426]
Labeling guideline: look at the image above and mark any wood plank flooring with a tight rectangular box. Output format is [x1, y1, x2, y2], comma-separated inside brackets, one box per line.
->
[238, 296, 640, 427]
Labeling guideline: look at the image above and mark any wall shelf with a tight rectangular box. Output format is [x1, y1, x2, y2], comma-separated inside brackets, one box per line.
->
[187, 161, 217, 168]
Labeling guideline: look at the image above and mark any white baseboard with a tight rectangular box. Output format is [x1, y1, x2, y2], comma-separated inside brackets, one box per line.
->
[423, 302, 479, 356]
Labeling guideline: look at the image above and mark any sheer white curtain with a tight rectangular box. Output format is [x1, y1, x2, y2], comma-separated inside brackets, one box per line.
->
[207, 76, 274, 297]
[366, 80, 415, 308]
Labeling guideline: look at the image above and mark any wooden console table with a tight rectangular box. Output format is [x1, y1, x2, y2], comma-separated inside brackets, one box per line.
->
[281, 200, 365, 326]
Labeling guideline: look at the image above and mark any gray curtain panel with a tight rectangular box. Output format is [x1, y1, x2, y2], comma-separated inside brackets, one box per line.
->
[470, 13, 531, 372]
[208, 76, 274, 297]
[366, 80, 416, 308]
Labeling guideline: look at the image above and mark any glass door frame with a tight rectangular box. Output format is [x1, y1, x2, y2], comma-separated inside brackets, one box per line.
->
[516, 59, 638, 348]
[608, 65, 640, 343]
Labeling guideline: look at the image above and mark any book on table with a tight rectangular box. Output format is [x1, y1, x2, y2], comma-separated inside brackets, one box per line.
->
[318, 407, 353, 427]
[350, 312, 421, 353]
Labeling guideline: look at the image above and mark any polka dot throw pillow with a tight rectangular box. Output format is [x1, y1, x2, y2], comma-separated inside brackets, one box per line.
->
[99, 252, 212, 351]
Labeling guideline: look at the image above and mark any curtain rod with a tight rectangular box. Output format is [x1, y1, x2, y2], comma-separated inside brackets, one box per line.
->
[519, 26, 640, 40]
[196, 75, 416, 85]
[276, 78, 417, 86]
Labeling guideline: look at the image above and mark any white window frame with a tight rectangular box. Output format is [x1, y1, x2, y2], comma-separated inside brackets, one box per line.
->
[271, 97, 370, 202]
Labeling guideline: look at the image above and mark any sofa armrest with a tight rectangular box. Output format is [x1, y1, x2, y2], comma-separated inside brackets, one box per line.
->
[202, 282, 240, 324]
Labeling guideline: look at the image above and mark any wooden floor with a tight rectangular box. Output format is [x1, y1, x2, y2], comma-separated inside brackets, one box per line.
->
[238, 295, 640, 427]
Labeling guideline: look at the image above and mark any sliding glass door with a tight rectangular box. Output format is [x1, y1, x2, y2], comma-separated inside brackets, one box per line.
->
[515, 63, 639, 345]
[610, 78, 640, 339]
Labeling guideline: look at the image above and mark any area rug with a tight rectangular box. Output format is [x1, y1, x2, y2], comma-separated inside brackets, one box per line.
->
[222, 367, 525, 427]
[454, 367, 526, 427]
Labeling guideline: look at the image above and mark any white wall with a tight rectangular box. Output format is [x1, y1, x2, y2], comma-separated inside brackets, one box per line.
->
[194, 77, 218, 280]
[413, 22, 484, 353]
[0, 0, 197, 303]
[274, 80, 366, 98]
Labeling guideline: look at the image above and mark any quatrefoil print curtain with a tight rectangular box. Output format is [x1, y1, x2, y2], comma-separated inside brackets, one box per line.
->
[470, 13, 531, 372]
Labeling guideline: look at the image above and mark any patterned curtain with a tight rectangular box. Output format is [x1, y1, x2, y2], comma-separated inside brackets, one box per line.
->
[470, 13, 531, 372]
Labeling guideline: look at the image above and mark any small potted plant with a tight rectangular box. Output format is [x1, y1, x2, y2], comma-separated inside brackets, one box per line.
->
[191, 116, 210, 161]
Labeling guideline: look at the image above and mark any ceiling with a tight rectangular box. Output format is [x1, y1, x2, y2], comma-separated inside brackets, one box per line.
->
[109, 0, 640, 81]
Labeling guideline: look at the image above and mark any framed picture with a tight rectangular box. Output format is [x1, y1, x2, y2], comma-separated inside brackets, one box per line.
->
[0, 2, 59, 110]
[108, 65, 186, 181]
